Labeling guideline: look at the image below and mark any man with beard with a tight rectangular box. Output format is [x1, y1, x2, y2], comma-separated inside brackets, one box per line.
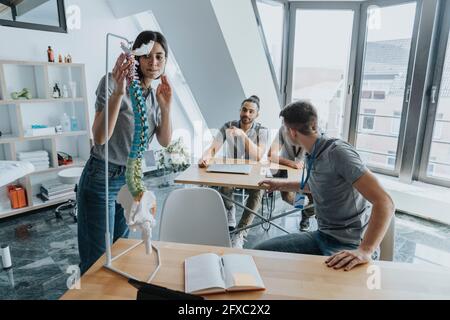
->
[199, 95, 268, 248]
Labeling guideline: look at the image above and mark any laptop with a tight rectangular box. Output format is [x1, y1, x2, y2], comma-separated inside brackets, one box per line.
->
[206, 164, 252, 175]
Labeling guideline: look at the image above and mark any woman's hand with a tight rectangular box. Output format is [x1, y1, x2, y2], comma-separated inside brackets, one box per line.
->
[156, 75, 172, 112]
[112, 53, 133, 96]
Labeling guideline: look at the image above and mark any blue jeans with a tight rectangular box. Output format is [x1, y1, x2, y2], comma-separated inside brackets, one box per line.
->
[253, 231, 362, 256]
[77, 156, 130, 275]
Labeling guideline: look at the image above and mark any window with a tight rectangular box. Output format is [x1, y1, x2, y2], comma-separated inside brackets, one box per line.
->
[354, 2, 417, 172]
[426, 28, 450, 182]
[391, 111, 401, 134]
[361, 90, 372, 99]
[255, 0, 285, 89]
[290, 7, 355, 139]
[387, 150, 396, 167]
[427, 157, 436, 176]
[432, 113, 444, 140]
[362, 108, 376, 130]
[373, 90, 386, 100]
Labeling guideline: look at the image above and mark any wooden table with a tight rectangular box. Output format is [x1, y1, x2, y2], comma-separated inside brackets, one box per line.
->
[174, 159, 303, 233]
[61, 239, 450, 300]
[174, 159, 301, 190]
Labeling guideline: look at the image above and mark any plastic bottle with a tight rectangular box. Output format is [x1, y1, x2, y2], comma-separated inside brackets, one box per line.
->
[60, 113, 71, 132]
[70, 116, 79, 131]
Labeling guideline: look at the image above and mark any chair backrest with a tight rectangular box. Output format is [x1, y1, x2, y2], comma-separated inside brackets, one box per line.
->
[380, 215, 396, 261]
[159, 187, 231, 247]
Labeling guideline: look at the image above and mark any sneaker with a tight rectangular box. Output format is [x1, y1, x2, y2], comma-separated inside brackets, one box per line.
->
[299, 211, 311, 232]
[226, 205, 236, 229]
[231, 231, 246, 249]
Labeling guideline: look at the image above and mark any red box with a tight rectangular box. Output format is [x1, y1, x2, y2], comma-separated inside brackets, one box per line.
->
[7, 185, 28, 209]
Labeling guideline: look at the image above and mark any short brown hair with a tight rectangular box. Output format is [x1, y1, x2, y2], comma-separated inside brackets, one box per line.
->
[279, 100, 318, 135]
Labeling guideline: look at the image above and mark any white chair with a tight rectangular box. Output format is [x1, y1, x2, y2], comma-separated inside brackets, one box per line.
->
[159, 187, 232, 247]
[379, 215, 396, 261]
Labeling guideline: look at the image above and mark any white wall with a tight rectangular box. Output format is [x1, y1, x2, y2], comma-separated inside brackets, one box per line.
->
[0, 0, 140, 134]
[211, 0, 282, 132]
[108, 0, 247, 130]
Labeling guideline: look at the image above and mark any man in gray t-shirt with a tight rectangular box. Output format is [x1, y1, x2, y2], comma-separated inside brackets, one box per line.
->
[268, 126, 315, 231]
[256, 101, 395, 272]
[199, 96, 268, 249]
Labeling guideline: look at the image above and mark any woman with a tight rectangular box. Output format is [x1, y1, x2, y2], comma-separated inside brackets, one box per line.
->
[77, 31, 173, 274]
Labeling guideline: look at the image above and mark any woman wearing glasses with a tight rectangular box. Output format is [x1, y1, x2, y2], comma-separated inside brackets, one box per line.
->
[77, 31, 173, 274]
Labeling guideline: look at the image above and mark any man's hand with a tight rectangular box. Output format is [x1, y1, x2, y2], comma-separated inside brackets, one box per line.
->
[290, 161, 304, 170]
[198, 157, 210, 168]
[325, 248, 372, 271]
[227, 126, 246, 138]
[258, 180, 283, 192]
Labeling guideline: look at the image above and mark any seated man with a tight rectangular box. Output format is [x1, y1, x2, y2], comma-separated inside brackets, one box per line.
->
[199, 95, 268, 248]
[256, 101, 395, 271]
[268, 126, 314, 231]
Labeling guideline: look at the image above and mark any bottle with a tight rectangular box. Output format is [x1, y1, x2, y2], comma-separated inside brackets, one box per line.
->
[58, 54, 63, 63]
[70, 116, 79, 131]
[62, 84, 69, 98]
[47, 46, 54, 63]
[60, 113, 71, 132]
[52, 84, 59, 98]
[55, 83, 61, 98]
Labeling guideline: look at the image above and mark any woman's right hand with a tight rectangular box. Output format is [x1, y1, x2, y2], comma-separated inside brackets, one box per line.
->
[112, 53, 133, 96]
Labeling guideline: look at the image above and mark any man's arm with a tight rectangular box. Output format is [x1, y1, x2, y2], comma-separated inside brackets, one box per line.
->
[325, 171, 395, 271]
[198, 132, 224, 168]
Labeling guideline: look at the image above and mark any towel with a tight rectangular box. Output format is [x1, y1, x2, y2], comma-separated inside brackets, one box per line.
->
[17, 151, 49, 159]
[17, 156, 49, 162]
[117, 185, 156, 254]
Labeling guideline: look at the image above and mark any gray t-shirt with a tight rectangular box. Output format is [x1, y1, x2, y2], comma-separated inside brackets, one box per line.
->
[306, 136, 371, 245]
[214, 120, 268, 160]
[277, 127, 304, 161]
[91, 74, 161, 166]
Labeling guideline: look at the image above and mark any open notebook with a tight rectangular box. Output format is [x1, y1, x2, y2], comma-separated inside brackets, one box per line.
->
[185, 253, 265, 295]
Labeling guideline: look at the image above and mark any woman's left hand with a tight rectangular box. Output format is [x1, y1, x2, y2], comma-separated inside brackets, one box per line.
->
[156, 75, 172, 112]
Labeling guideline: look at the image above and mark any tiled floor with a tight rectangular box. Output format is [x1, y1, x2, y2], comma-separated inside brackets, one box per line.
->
[0, 184, 449, 299]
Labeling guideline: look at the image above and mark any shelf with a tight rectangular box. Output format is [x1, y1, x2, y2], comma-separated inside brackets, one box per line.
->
[29, 158, 86, 175]
[0, 60, 84, 68]
[0, 98, 84, 105]
[0, 131, 88, 143]
[23, 130, 88, 141]
[0, 194, 75, 219]
[0, 59, 89, 220]
[0, 134, 20, 144]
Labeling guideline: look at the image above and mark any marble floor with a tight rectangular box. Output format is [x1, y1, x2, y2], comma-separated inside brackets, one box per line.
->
[0, 184, 449, 300]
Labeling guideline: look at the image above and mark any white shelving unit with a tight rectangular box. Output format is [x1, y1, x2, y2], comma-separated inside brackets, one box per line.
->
[0, 60, 91, 219]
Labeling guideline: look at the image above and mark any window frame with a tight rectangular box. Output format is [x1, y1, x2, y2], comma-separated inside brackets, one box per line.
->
[252, 0, 289, 107]
[348, 0, 423, 177]
[0, 0, 67, 33]
[417, 0, 450, 188]
[285, 1, 362, 142]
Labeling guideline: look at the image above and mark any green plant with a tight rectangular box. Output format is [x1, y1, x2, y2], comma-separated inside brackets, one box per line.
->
[155, 137, 190, 173]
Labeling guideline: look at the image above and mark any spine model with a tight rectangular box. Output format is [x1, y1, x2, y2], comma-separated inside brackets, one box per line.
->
[124, 50, 150, 201]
